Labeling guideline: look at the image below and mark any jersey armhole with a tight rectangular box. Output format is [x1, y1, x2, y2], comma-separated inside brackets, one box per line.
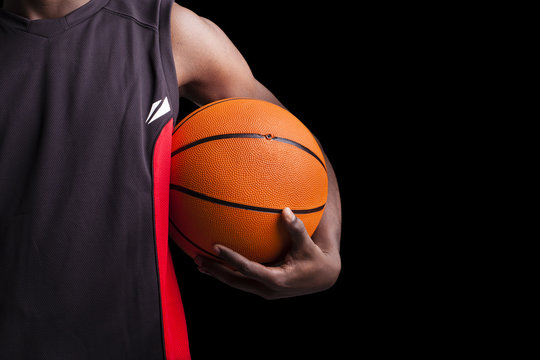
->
[158, 0, 180, 125]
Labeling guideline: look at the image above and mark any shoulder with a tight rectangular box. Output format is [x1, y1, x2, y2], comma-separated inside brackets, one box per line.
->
[169, 4, 277, 105]
[170, 3, 221, 46]
[170, 3, 211, 25]
[170, 3, 252, 90]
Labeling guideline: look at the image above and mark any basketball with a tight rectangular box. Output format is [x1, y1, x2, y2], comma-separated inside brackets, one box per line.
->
[169, 98, 328, 264]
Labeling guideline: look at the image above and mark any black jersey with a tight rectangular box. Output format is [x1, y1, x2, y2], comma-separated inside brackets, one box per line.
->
[0, 0, 190, 358]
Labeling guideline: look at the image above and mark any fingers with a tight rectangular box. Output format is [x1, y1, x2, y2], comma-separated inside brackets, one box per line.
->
[195, 254, 277, 299]
[191, 209, 318, 300]
[213, 245, 280, 283]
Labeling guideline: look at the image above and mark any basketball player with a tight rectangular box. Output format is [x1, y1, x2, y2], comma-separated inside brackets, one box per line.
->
[0, 0, 342, 359]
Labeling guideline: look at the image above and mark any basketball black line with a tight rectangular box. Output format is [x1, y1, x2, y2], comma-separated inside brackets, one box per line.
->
[171, 133, 326, 173]
[272, 137, 327, 172]
[170, 184, 326, 214]
[169, 222, 281, 267]
[172, 97, 250, 135]
[169, 218, 221, 260]
[171, 133, 264, 157]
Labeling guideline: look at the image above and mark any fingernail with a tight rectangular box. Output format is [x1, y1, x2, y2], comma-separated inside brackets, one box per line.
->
[213, 245, 222, 256]
[283, 207, 295, 222]
[194, 256, 202, 267]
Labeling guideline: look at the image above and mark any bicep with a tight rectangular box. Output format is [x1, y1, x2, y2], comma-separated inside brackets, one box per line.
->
[171, 4, 279, 106]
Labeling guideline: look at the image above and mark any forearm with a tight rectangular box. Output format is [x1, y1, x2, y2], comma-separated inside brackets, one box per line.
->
[253, 84, 343, 250]
[261, 82, 342, 257]
[312, 146, 342, 257]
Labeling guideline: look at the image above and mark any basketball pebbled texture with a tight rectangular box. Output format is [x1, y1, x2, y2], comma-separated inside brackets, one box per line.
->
[169, 98, 328, 264]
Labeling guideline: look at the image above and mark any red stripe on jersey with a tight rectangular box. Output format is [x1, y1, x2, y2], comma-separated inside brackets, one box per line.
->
[153, 119, 191, 360]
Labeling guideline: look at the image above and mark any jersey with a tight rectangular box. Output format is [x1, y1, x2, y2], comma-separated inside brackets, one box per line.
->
[0, 0, 190, 359]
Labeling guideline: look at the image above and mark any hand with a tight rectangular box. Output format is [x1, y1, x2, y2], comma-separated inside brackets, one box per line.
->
[194, 207, 341, 300]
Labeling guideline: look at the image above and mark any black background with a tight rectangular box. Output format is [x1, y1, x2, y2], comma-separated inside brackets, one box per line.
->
[0, 0, 480, 356]
[170, 1, 359, 359]
[168, 3, 490, 358]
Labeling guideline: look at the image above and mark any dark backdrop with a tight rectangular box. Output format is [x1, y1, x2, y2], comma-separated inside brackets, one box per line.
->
[0, 0, 463, 357]
[171, 1, 358, 359]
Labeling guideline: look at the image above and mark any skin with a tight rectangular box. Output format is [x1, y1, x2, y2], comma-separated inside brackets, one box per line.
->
[171, 4, 342, 300]
[2, 0, 90, 20]
[2, 1, 343, 300]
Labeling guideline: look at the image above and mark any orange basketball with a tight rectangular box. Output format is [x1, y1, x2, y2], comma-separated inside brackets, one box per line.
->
[169, 98, 328, 264]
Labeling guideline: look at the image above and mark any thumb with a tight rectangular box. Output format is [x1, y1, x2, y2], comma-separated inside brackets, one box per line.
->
[282, 207, 313, 250]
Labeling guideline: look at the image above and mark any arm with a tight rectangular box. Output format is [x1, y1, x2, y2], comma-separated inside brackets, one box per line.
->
[171, 4, 280, 107]
[170, 4, 342, 299]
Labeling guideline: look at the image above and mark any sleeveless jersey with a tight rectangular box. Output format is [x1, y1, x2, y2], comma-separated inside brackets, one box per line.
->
[0, 0, 190, 359]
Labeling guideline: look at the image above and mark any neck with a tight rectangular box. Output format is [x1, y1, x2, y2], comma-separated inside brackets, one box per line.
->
[2, 0, 91, 20]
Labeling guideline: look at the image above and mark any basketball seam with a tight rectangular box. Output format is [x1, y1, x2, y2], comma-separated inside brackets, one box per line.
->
[272, 137, 327, 172]
[169, 221, 278, 267]
[169, 219, 221, 260]
[170, 184, 326, 214]
[171, 133, 264, 157]
[171, 133, 327, 172]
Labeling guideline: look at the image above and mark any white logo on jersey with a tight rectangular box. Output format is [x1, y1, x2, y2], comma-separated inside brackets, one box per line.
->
[146, 97, 171, 124]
